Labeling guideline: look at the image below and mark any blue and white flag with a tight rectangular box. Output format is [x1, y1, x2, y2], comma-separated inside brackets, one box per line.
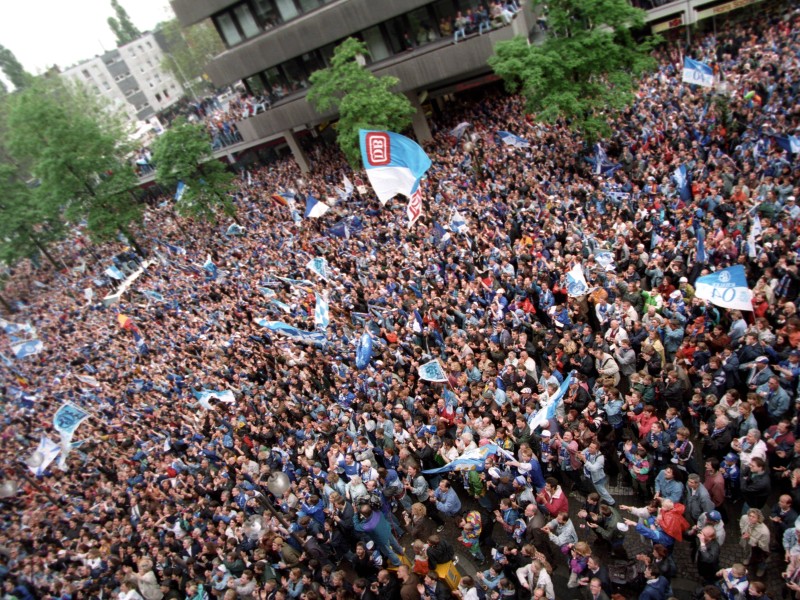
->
[528, 371, 575, 431]
[432, 223, 451, 246]
[0, 351, 12, 367]
[328, 216, 364, 238]
[586, 143, 620, 176]
[307, 257, 330, 281]
[594, 250, 616, 272]
[0, 319, 33, 335]
[498, 131, 530, 148]
[695, 225, 707, 263]
[276, 276, 315, 290]
[673, 164, 692, 202]
[203, 256, 218, 280]
[105, 266, 125, 280]
[359, 129, 432, 205]
[694, 265, 754, 311]
[175, 181, 187, 201]
[423, 443, 506, 474]
[164, 243, 187, 256]
[411, 309, 424, 334]
[270, 299, 292, 313]
[193, 389, 236, 407]
[142, 290, 165, 302]
[682, 57, 714, 88]
[418, 359, 448, 382]
[226, 223, 245, 236]
[450, 122, 471, 140]
[12, 339, 43, 360]
[75, 374, 100, 388]
[53, 402, 90, 437]
[305, 194, 330, 218]
[355, 332, 373, 370]
[566, 264, 589, 297]
[255, 320, 327, 346]
[450, 210, 469, 234]
[343, 175, 354, 197]
[773, 135, 800, 155]
[259, 287, 277, 298]
[314, 293, 330, 329]
[27, 436, 61, 477]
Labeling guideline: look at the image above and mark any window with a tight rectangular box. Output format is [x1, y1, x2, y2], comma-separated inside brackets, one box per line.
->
[102, 81, 111, 90]
[362, 26, 390, 62]
[81, 69, 91, 79]
[138, 45, 144, 53]
[163, 89, 170, 98]
[234, 4, 260, 38]
[147, 60, 153, 68]
[216, 12, 243, 46]
[300, 51, 325, 77]
[146, 41, 153, 49]
[155, 93, 162, 102]
[246, 73, 268, 95]
[282, 57, 308, 92]
[298, 0, 321, 12]
[252, 0, 281, 28]
[275, 0, 300, 22]
[408, 6, 438, 45]
[384, 15, 413, 54]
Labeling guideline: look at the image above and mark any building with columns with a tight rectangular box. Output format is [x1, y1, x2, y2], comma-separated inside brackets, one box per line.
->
[169, 0, 535, 171]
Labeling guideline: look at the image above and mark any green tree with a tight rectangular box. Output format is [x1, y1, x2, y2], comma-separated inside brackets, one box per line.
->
[307, 38, 415, 167]
[108, 0, 141, 46]
[4, 78, 145, 255]
[158, 19, 223, 99]
[0, 45, 32, 90]
[488, 0, 658, 142]
[151, 118, 237, 223]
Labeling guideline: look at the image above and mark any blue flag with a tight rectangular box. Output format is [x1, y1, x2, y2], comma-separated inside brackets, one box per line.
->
[53, 402, 90, 437]
[774, 135, 800, 155]
[142, 290, 165, 302]
[203, 256, 218, 280]
[105, 266, 125, 280]
[423, 443, 510, 474]
[226, 223, 244, 236]
[694, 265, 753, 311]
[594, 251, 616, 271]
[418, 359, 448, 382]
[682, 57, 714, 88]
[305, 195, 330, 218]
[359, 129, 432, 205]
[314, 293, 330, 329]
[255, 320, 327, 346]
[498, 131, 530, 148]
[175, 181, 187, 201]
[529, 371, 574, 431]
[673, 164, 692, 202]
[12, 339, 43, 359]
[307, 257, 330, 281]
[695, 225, 707, 264]
[355, 332, 373, 370]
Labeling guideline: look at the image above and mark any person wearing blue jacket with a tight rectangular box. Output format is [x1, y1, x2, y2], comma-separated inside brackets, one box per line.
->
[353, 504, 403, 566]
[639, 564, 672, 600]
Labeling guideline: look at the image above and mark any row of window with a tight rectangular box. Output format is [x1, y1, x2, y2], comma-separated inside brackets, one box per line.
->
[213, 0, 337, 48]
[240, 0, 494, 102]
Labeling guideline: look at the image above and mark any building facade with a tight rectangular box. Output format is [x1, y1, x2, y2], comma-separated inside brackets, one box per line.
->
[60, 31, 185, 125]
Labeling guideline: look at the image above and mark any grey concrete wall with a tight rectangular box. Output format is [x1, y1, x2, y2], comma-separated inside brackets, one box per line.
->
[234, 21, 523, 142]
[171, 0, 234, 26]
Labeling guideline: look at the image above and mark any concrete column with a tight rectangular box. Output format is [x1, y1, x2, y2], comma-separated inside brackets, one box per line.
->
[226, 151, 236, 164]
[405, 92, 433, 143]
[283, 129, 311, 173]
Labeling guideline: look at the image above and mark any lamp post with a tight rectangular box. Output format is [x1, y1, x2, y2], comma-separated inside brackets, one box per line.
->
[463, 139, 480, 182]
[0, 464, 62, 507]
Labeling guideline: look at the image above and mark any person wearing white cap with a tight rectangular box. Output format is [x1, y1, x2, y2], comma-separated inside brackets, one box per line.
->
[677, 276, 695, 300]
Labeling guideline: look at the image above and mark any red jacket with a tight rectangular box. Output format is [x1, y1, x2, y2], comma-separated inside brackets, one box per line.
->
[537, 486, 568, 517]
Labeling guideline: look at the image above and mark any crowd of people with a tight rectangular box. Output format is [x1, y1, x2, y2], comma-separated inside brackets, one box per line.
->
[2, 3, 800, 600]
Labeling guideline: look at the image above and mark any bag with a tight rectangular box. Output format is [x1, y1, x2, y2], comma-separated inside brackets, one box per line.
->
[413, 557, 429, 575]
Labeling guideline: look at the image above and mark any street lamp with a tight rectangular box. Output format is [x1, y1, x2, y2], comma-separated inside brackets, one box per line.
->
[257, 471, 303, 545]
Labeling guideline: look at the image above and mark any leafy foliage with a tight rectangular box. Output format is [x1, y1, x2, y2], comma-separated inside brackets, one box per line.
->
[151, 118, 237, 223]
[108, 0, 142, 47]
[0, 45, 32, 91]
[158, 19, 224, 98]
[488, 0, 659, 142]
[308, 38, 415, 167]
[3, 78, 142, 246]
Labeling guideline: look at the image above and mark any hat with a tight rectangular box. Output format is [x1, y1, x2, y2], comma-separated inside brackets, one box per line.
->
[789, 196, 797, 202]
[670, 290, 682, 299]
[724, 452, 738, 462]
[679, 277, 688, 283]
[790, 350, 800, 358]
[755, 356, 769, 363]
[513, 476, 527, 486]
[521, 387, 532, 394]
[313, 462, 323, 468]
[541, 430, 552, 438]
[487, 467, 501, 479]
[496, 288, 506, 295]
[616, 522, 630, 532]
[707, 511, 721, 522]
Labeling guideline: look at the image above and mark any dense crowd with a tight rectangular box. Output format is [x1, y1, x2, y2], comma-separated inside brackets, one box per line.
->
[2, 3, 800, 600]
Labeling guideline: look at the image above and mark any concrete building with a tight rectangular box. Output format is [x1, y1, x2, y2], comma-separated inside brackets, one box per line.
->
[60, 31, 184, 125]
[170, 0, 535, 171]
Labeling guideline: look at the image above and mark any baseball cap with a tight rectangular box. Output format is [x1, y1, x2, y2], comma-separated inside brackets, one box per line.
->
[724, 453, 738, 462]
[541, 430, 552, 438]
[755, 356, 769, 363]
[707, 511, 721, 522]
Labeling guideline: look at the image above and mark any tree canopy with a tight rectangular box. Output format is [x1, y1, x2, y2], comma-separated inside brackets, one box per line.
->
[158, 19, 224, 98]
[488, 0, 659, 142]
[151, 118, 237, 223]
[0, 45, 32, 91]
[3, 78, 144, 253]
[108, 0, 142, 47]
[307, 38, 415, 167]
